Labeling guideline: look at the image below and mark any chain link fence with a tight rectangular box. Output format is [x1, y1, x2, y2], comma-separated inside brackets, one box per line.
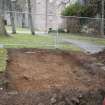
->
[1, 10, 105, 49]
[58, 16, 104, 37]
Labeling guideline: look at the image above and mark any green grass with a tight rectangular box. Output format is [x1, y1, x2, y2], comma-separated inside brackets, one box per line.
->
[6, 26, 105, 45]
[61, 33, 105, 45]
[0, 34, 55, 48]
[59, 44, 81, 52]
[6, 26, 30, 33]
[0, 33, 81, 51]
[0, 49, 7, 72]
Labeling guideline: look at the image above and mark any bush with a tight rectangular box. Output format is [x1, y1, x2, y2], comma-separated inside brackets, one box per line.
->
[62, 3, 93, 17]
[62, 3, 84, 16]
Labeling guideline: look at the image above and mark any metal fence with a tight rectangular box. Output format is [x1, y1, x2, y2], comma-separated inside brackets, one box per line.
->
[4, 11, 105, 35]
[1, 10, 105, 49]
[58, 16, 104, 37]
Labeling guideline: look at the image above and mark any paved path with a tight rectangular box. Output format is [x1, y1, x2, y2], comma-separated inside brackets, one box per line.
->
[0, 44, 3, 48]
[63, 39, 105, 54]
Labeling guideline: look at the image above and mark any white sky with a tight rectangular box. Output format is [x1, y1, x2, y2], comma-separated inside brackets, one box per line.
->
[49, 0, 53, 2]
[49, 0, 77, 5]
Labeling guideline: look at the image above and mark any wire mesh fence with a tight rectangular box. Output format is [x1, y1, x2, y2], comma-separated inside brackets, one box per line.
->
[58, 16, 104, 36]
[1, 10, 105, 50]
[4, 11, 104, 35]
[1, 10, 58, 48]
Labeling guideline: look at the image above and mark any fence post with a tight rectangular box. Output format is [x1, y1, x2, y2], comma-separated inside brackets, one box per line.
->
[55, 14, 59, 49]
[101, 0, 104, 37]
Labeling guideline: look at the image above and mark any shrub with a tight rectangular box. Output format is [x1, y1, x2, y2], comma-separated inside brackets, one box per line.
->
[62, 3, 93, 17]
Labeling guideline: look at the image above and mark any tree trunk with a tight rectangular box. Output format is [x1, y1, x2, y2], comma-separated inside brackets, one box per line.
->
[27, 0, 35, 35]
[9, 0, 16, 34]
[22, 13, 25, 28]
[0, 0, 8, 36]
[0, 16, 8, 36]
[10, 12, 16, 34]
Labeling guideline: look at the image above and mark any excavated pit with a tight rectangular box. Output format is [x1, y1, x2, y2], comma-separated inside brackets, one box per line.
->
[0, 48, 105, 105]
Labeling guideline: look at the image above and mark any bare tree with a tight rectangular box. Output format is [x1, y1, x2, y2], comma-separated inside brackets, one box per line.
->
[16, 0, 26, 28]
[0, 16, 8, 36]
[27, 0, 35, 35]
[0, 0, 8, 36]
[8, 0, 16, 34]
[22, 13, 26, 28]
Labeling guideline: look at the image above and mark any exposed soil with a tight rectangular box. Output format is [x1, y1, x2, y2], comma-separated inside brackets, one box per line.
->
[5, 48, 105, 92]
[0, 48, 105, 105]
[0, 89, 105, 105]
[94, 49, 105, 65]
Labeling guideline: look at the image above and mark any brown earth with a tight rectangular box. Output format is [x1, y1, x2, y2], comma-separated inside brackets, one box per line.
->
[0, 48, 105, 105]
[6, 48, 105, 92]
[94, 49, 105, 65]
[0, 89, 105, 105]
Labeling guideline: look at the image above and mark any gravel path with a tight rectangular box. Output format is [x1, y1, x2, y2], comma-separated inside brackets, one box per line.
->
[63, 39, 105, 54]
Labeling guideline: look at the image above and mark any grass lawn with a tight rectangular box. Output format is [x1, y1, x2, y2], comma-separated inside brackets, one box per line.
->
[0, 49, 7, 72]
[6, 26, 30, 33]
[61, 33, 105, 45]
[0, 34, 55, 48]
[0, 33, 81, 50]
[6, 26, 105, 45]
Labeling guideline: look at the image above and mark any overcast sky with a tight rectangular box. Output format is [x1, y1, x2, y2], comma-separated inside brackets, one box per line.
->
[49, 0, 77, 5]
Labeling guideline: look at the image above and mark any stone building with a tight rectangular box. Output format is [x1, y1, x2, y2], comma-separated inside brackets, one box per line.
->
[4, 0, 71, 32]
[4, 0, 58, 32]
[31, 0, 58, 32]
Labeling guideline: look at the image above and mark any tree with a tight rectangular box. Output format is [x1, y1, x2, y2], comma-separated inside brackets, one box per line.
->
[86, 0, 102, 17]
[27, 0, 35, 35]
[8, 0, 16, 34]
[62, 3, 89, 17]
[0, 0, 8, 36]
[16, 0, 27, 28]
[22, 13, 26, 28]
[0, 16, 8, 36]
[87, 0, 105, 35]
[62, 0, 103, 17]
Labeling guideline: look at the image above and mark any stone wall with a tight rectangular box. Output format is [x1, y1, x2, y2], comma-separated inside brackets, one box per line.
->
[60, 17, 81, 33]
[31, 0, 58, 32]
